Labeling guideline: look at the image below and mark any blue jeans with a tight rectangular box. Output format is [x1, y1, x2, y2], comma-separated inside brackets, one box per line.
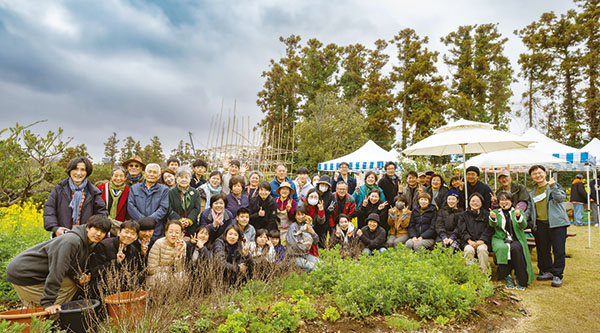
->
[362, 248, 386, 256]
[295, 254, 320, 272]
[572, 202, 584, 225]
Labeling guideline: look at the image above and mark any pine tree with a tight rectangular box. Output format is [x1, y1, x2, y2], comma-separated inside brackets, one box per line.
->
[339, 43, 368, 102]
[103, 132, 120, 167]
[120, 136, 138, 163]
[299, 38, 341, 110]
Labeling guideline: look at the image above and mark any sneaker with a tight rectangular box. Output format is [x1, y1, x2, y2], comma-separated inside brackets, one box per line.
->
[551, 276, 562, 287]
[504, 276, 515, 289]
[537, 272, 553, 281]
[514, 284, 526, 291]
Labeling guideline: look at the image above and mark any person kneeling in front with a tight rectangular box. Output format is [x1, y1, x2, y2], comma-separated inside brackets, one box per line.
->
[6, 215, 111, 314]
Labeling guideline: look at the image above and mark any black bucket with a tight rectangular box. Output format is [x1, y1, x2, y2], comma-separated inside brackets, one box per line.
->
[58, 299, 100, 333]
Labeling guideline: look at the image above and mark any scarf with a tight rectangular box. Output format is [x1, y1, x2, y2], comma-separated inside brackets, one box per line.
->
[68, 178, 87, 224]
[108, 180, 125, 219]
[128, 173, 142, 182]
[211, 209, 224, 227]
[365, 183, 380, 195]
[178, 185, 192, 211]
[276, 196, 291, 212]
[201, 183, 222, 209]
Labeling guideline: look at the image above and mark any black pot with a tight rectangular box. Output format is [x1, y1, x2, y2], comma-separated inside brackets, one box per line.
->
[58, 299, 100, 333]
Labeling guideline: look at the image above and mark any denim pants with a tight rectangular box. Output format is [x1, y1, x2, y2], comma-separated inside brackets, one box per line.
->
[572, 202, 584, 225]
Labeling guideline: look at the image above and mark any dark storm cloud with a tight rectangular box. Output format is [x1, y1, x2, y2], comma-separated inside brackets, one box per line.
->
[0, 0, 577, 160]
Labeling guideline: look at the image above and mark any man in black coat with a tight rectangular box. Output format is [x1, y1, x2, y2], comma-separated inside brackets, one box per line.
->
[459, 166, 493, 210]
[378, 161, 402, 207]
[570, 174, 587, 226]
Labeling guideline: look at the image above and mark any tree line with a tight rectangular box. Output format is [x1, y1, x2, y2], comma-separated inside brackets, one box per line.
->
[257, 0, 600, 166]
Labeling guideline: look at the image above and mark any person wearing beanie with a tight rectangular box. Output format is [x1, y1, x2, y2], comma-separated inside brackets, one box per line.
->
[459, 166, 493, 210]
[356, 213, 387, 256]
[435, 190, 464, 252]
[406, 192, 437, 251]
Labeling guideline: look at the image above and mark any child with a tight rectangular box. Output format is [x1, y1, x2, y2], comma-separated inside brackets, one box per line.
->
[356, 213, 387, 256]
[146, 220, 186, 285]
[287, 205, 319, 272]
[248, 229, 276, 263]
[236, 207, 256, 243]
[489, 191, 534, 290]
[269, 229, 285, 263]
[135, 217, 156, 258]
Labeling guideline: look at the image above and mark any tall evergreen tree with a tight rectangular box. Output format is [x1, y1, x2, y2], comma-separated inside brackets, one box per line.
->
[361, 39, 396, 150]
[103, 132, 120, 167]
[120, 136, 138, 163]
[441, 24, 513, 129]
[339, 43, 368, 102]
[391, 29, 446, 149]
[299, 39, 341, 111]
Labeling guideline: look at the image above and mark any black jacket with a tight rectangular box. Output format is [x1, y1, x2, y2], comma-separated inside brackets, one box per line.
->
[570, 180, 588, 203]
[407, 205, 437, 239]
[435, 205, 464, 242]
[331, 174, 357, 193]
[459, 180, 493, 210]
[249, 195, 277, 231]
[43, 178, 107, 233]
[357, 200, 388, 231]
[458, 209, 494, 247]
[88, 236, 144, 286]
[213, 238, 251, 274]
[357, 226, 387, 250]
[6, 225, 91, 308]
[378, 175, 401, 206]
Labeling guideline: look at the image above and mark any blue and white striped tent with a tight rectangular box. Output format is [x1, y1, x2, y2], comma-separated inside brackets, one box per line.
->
[551, 152, 597, 171]
[317, 140, 415, 172]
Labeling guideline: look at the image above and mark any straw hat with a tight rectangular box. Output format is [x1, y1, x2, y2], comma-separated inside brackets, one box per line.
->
[275, 181, 295, 195]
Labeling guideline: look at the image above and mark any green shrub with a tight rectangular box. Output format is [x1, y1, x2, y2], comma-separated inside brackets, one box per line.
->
[306, 246, 493, 320]
[194, 318, 212, 332]
[169, 319, 190, 333]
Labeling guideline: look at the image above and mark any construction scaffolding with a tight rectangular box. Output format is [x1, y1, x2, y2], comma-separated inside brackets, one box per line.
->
[202, 100, 295, 173]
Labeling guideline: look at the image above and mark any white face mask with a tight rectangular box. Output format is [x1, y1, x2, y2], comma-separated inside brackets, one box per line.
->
[307, 198, 319, 206]
[318, 185, 329, 192]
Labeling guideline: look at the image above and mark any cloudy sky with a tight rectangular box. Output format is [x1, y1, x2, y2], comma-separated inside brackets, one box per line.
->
[0, 0, 576, 161]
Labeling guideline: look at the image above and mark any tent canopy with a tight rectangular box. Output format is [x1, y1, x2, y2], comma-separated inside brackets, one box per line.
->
[318, 140, 401, 171]
[460, 148, 568, 170]
[582, 138, 600, 161]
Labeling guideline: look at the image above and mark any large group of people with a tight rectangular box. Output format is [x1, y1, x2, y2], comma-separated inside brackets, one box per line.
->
[6, 156, 577, 315]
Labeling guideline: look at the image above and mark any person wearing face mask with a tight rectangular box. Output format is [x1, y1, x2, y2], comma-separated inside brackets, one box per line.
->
[458, 193, 494, 274]
[302, 188, 327, 249]
[315, 175, 334, 245]
[405, 193, 437, 251]
[386, 194, 411, 248]
[489, 191, 533, 290]
[435, 190, 464, 252]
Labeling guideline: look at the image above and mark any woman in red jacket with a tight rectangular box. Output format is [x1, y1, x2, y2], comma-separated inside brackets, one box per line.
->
[98, 166, 130, 224]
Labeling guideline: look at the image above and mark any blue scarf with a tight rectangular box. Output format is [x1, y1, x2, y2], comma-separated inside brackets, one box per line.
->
[68, 178, 88, 224]
[201, 183, 222, 209]
[129, 173, 142, 182]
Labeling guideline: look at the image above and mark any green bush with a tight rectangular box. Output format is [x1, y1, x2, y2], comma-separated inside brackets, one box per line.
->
[385, 314, 421, 331]
[305, 246, 493, 320]
[322, 306, 341, 322]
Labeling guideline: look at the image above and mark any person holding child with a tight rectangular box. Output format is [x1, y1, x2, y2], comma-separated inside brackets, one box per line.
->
[489, 191, 534, 290]
[287, 205, 320, 271]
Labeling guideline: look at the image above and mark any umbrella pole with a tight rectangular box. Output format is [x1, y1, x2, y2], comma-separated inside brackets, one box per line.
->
[494, 169, 497, 191]
[586, 165, 591, 248]
[462, 144, 468, 210]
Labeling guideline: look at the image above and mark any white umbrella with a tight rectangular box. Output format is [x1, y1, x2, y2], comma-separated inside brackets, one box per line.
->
[402, 119, 536, 208]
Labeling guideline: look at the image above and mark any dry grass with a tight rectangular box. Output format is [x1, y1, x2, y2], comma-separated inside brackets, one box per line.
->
[507, 224, 600, 332]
